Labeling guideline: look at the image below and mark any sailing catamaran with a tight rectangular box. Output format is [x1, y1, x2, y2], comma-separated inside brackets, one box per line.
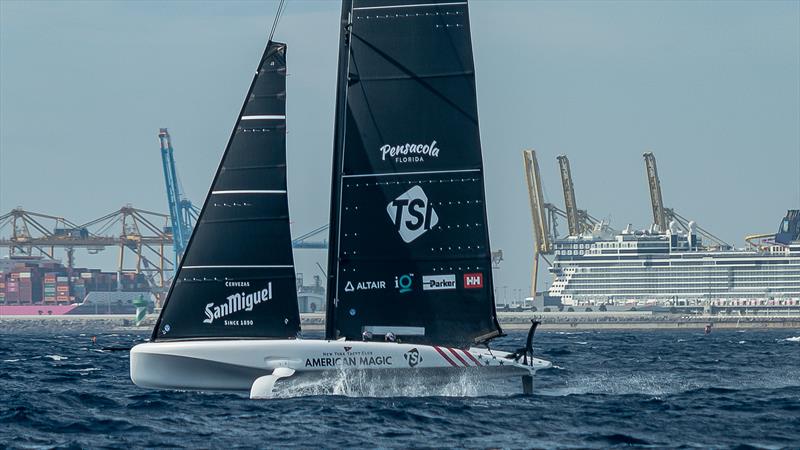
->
[130, 0, 550, 399]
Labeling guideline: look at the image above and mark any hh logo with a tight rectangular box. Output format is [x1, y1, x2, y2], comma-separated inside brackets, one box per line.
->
[386, 185, 439, 243]
[463, 273, 484, 289]
[404, 348, 423, 367]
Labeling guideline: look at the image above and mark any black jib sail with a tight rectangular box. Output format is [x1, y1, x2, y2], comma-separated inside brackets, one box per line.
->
[326, 0, 501, 347]
[153, 41, 300, 341]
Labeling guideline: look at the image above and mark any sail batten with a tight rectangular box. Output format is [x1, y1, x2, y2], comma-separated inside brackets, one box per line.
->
[353, 71, 475, 82]
[241, 115, 286, 120]
[183, 265, 294, 269]
[326, 0, 501, 347]
[210, 190, 287, 194]
[353, 1, 467, 11]
[343, 168, 480, 178]
[152, 41, 300, 342]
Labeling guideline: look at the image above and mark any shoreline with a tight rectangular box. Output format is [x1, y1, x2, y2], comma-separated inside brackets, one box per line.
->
[2, 312, 799, 333]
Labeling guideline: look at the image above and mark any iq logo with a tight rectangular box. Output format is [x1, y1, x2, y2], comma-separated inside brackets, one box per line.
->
[386, 185, 439, 243]
[395, 274, 414, 294]
[463, 273, 484, 289]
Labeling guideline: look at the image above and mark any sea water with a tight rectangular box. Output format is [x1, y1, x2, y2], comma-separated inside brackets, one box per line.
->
[1, 329, 798, 448]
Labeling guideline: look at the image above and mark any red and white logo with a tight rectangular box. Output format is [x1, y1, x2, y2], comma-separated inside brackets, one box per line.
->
[463, 273, 483, 289]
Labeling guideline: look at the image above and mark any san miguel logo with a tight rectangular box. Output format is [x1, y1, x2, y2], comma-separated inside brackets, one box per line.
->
[203, 283, 272, 324]
[380, 140, 440, 164]
[386, 185, 438, 243]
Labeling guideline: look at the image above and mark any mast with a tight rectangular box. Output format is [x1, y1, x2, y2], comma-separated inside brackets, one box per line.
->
[325, 0, 354, 340]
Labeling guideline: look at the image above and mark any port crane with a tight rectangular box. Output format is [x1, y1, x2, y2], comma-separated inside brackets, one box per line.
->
[642, 152, 730, 248]
[160, 128, 329, 255]
[0, 206, 174, 292]
[556, 154, 603, 236]
[292, 224, 328, 249]
[523, 151, 612, 298]
[643, 151, 669, 233]
[557, 154, 582, 237]
[523, 150, 553, 298]
[158, 128, 199, 264]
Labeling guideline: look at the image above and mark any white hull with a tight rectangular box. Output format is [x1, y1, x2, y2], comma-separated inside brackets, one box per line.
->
[130, 339, 551, 398]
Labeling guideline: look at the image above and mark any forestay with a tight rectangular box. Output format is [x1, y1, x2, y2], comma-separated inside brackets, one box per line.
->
[153, 41, 300, 341]
[326, 0, 502, 347]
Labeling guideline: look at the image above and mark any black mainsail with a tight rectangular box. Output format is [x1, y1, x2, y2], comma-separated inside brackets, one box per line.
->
[153, 41, 300, 341]
[326, 0, 502, 347]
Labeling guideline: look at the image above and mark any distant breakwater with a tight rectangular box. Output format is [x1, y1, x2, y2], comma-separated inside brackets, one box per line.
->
[1, 312, 799, 333]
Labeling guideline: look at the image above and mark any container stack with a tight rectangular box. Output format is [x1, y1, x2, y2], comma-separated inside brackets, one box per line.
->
[0, 259, 150, 307]
[119, 272, 149, 291]
[56, 276, 70, 304]
[5, 274, 19, 303]
[71, 276, 86, 302]
[43, 272, 58, 304]
[19, 272, 33, 304]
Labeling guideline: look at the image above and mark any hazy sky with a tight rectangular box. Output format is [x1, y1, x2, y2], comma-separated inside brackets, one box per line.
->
[1, 0, 799, 300]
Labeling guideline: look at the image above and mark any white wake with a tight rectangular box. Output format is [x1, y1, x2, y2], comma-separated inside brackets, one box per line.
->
[270, 368, 519, 398]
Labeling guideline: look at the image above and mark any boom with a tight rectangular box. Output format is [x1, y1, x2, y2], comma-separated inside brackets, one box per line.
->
[643, 151, 668, 233]
[556, 155, 581, 236]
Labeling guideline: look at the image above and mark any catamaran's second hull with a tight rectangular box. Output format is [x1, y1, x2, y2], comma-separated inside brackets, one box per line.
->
[130, 339, 551, 397]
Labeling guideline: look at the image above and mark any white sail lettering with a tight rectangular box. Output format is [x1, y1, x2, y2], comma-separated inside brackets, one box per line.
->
[380, 140, 440, 162]
[203, 303, 215, 324]
[202, 283, 273, 324]
[245, 292, 254, 311]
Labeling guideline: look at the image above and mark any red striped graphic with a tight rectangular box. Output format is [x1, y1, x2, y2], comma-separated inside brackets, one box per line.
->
[461, 349, 483, 366]
[447, 347, 469, 367]
[434, 346, 458, 367]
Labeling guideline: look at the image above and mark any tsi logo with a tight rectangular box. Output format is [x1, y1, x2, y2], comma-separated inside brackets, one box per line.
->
[463, 273, 484, 289]
[404, 348, 423, 367]
[395, 274, 414, 293]
[422, 274, 456, 291]
[386, 185, 439, 243]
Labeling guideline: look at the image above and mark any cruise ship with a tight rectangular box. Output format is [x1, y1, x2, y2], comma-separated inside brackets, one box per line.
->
[548, 210, 800, 308]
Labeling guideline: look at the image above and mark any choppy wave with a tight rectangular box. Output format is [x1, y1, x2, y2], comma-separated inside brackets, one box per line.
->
[544, 371, 703, 396]
[2, 329, 799, 448]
